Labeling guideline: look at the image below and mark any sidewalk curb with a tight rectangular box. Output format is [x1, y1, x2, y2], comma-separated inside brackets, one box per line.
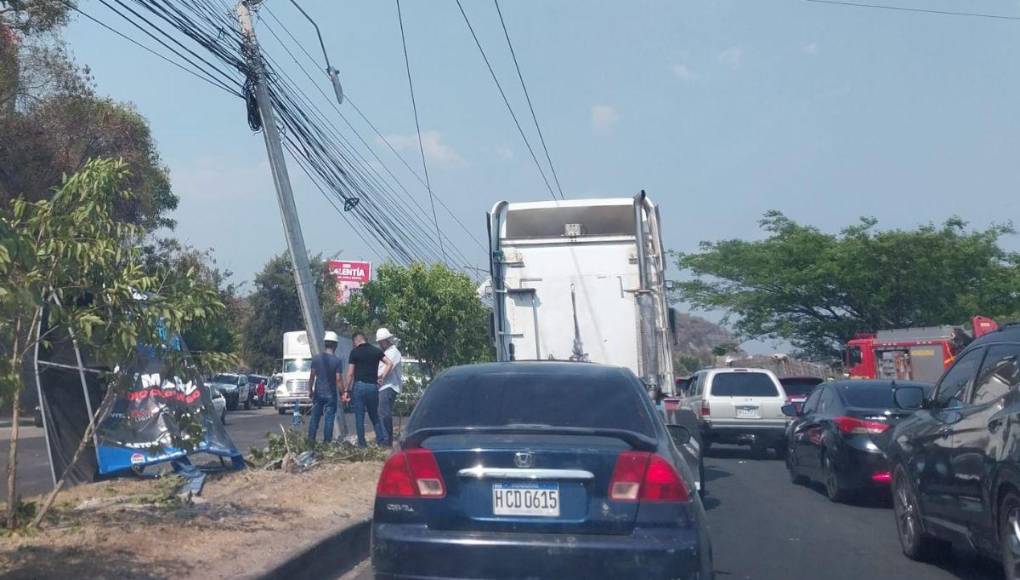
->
[257, 517, 372, 580]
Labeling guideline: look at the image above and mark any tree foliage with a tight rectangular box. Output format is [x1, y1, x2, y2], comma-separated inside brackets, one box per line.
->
[0, 20, 177, 230]
[673, 212, 1020, 359]
[0, 159, 228, 527]
[336, 263, 492, 372]
[242, 253, 335, 373]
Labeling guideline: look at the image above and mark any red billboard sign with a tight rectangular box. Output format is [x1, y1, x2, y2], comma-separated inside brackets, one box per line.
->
[327, 260, 371, 303]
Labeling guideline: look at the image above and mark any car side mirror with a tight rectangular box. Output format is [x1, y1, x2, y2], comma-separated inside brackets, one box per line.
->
[893, 386, 926, 410]
[781, 404, 800, 417]
[666, 424, 692, 447]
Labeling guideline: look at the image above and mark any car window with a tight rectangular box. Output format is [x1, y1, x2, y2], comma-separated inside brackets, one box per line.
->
[971, 344, 1020, 405]
[840, 386, 895, 409]
[779, 378, 823, 398]
[410, 369, 656, 437]
[709, 372, 779, 397]
[933, 347, 984, 408]
[801, 389, 823, 414]
[818, 387, 839, 414]
[211, 374, 238, 384]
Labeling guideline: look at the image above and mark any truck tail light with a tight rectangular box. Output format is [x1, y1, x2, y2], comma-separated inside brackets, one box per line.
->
[700, 400, 711, 417]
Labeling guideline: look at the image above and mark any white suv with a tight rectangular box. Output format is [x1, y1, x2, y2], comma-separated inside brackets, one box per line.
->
[681, 368, 789, 458]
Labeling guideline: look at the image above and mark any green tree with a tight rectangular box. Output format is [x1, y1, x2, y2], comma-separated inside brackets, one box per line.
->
[674, 212, 1020, 360]
[336, 263, 492, 372]
[0, 159, 227, 528]
[1, 14, 177, 230]
[242, 253, 335, 373]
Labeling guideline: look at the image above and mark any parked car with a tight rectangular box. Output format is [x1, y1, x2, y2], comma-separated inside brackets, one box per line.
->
[783, 379, 928, 502]
[779, 376, 825, 414]
[371, 361, 712, 580]
[208, 373, 251, 411]
[885, 324, 1020, 575]
[681, 367, 789, 458]
[210, 387, 227, 425]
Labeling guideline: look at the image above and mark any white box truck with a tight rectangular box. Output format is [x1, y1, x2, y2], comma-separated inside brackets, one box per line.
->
[488, 192, 675, 395]
[275, 330, 354, 414]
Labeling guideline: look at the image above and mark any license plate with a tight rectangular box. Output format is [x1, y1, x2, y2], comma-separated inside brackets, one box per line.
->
[736, 406, 760, 419]
[492, 482, 560, 517]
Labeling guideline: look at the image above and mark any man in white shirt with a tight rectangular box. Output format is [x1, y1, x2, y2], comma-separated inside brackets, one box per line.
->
[376, 327, 402, 447]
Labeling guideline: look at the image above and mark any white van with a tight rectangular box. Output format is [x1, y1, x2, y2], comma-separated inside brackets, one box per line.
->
[681, 368, 789, 458]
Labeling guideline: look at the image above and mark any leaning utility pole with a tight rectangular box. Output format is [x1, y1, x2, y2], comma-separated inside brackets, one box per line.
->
[236, 0, 324, 357]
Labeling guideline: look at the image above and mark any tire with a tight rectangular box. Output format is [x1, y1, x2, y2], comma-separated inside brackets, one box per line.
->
[244, 398, 252, 410]
[823, 452, 851, 502]
[1000, 490, 1020, 580]
[773, 442, 787, 459]
[227, 396, 238, 411]
[787, 450, 809, 485]
[221, 409, 227, 425]
[701, 437, 712, 457]
[893, 466, 946, 561]
[277, 407, 287, 415]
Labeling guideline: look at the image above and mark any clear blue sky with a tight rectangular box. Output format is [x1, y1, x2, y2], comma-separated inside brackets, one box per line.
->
[64, 0, 1020, 347]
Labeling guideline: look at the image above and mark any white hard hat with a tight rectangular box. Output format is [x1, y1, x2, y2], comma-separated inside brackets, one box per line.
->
[375, 328, 396, 342]
[324, 331, 340, 343]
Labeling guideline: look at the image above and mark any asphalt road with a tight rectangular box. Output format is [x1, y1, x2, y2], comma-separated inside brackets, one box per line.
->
[344, 445, 1005, 580]
[0, 405, 373, 499]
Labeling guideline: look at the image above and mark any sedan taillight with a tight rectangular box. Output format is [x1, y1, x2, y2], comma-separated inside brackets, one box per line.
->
[376, 449, 446, 498]
[833, 416, 888, 435]
[609, 451, 689, 502]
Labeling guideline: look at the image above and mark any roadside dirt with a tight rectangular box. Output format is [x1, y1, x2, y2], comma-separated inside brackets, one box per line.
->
[0, 460, 383, 579]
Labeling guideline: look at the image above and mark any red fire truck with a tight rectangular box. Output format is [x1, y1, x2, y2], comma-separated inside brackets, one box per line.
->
[845, 316, 998, 383]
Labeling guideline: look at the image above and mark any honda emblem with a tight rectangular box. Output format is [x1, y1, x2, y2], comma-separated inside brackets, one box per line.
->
[513, 452, 534, 468]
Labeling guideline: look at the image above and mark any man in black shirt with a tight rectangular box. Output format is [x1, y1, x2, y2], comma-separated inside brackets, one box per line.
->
[346, 331, 390, 447]
[307, 331, 345, 443]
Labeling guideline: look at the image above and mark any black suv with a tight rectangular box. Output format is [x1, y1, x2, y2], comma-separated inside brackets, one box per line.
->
[885, 324, 1020, 577]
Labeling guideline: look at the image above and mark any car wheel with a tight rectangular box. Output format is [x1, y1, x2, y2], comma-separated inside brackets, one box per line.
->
[893, 466, 945, 561]
[999, 490, 1020, 580]
[227, 397, 237, 411]
[823, 452, 851, 502]
[701, 437, 712, 456]
[773, 442, 787, 459]
[278, 408, 287, 415]
[787, 450, 808, 485]
[221, 409, 227, 425]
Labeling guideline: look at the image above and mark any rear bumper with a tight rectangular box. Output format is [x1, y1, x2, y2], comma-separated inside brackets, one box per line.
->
[836, 442, 891, 490]
[702, 421, 787, 445]
[372, 523, 709, 580]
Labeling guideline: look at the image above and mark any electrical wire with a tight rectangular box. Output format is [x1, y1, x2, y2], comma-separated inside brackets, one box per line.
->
[455, 0, 560, 201]
[70, 4, 242, 97]
[395, 0, 448, 265]
[493, 0, 565, 200]
[804, 0, 1020, 21]
[260, 4, 485, 253]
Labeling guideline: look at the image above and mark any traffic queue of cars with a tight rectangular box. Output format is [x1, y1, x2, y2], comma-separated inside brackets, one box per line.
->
[373, 324, 1020, 580]
[203, 372, 272, 423]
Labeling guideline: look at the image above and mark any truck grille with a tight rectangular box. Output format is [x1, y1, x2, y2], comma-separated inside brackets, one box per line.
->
[286, 379, 309, 394]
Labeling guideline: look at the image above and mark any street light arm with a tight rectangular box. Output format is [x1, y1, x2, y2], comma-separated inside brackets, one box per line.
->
[288, 0, 343, 104]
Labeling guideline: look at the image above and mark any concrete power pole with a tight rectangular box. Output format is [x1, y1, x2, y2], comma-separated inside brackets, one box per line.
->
[237, 0, 324, 357]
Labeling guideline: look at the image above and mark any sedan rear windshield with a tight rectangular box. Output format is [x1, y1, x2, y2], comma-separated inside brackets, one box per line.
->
[709, 373, 779, 397]
[211, 374, 239, 385]
[779, 378, 823, 397]
[839, 387, 895, 409]
[410, 370, 655, 437]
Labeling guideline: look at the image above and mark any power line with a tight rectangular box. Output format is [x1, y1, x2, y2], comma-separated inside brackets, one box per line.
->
[493, 0, 565, 200]
[455, 0, 560, 201]
[70, 4, 241, 97]
[395, 0, 448, 265]
[804, 0, 1020, 21]
[259, 8, 486, 256]
[260, 4, 487, 254]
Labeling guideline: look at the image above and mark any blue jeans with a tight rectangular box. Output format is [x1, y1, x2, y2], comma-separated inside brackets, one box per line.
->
[378, 388, 396, 447]
[353, 381, 384, 447]
[308, 397, 338, 443]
